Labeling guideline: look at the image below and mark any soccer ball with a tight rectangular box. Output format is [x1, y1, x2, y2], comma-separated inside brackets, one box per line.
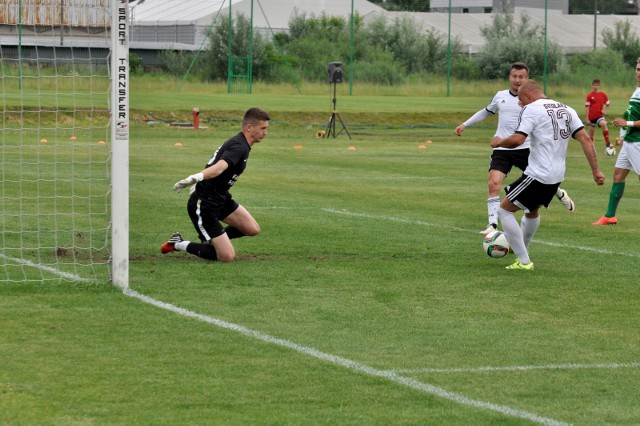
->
[605, 146, 617, 156]
[483, 230, 510, 258]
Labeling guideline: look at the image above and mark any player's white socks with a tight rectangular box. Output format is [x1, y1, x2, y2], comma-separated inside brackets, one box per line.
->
[498, 208, 531, 264]
[487, 196, 500, 226]
[175, 241, 189, 251]
[520, 215, 540, 249]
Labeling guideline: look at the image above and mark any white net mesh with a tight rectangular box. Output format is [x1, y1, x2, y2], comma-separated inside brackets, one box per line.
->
[1, 0, 112, 283]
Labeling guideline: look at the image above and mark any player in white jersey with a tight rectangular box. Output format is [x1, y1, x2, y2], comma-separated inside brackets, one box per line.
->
[455, 62, 575, 235]
[491, 80, 605, 270]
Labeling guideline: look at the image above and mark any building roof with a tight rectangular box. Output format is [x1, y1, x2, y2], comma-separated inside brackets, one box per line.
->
[129, 0, 230, 25]
[395, 10, 632, 54]
[130, 0, 385, 27]
[1, 0, 640, 55]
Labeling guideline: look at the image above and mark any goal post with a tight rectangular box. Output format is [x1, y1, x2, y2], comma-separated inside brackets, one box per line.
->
[111, 0, 130, 289]
[0, 0, 129, 287]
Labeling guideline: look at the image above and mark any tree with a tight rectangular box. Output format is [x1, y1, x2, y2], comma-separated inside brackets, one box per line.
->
[280, 12, 357, 81]
[476, 13, 562, 80]
[559, 49, 629, 86]
[602, 19, 640, 65]
[201, 13, 268, 81]
[363, 15, 464, 74]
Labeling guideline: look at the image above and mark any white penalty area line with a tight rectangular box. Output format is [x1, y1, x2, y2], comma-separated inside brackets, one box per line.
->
[391, 362, 640, 375]
[323, 208, 640, 259]
[0, 253, 94, 282]
[123, 288, 567, 426]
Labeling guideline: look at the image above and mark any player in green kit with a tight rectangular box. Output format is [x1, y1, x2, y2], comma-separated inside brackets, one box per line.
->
[593, 58, 640, 226]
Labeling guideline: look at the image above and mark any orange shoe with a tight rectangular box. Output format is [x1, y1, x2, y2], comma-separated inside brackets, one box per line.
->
[161, 232, 184, 253]
[592, 216, 618, 226]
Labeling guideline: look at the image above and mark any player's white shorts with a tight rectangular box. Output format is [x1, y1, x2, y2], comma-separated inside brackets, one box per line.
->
[615, 142, 640, 174]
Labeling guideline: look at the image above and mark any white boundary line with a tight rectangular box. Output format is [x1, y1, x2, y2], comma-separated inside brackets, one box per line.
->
[0, 253, 94, 282]
[322, 208, 640, 258]
[391, 362, 640, 374]
[123, 288, 567, 426]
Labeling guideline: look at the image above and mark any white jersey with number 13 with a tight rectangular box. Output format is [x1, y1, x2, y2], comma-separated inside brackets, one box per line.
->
[516, 98, 584, 184]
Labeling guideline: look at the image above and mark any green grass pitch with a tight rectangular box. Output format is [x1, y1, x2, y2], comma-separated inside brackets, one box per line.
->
[1, 88, 640, 424]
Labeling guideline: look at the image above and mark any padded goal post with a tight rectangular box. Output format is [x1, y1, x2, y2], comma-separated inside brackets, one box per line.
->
[0, 0, 129, 287]
[111, 1, 130, 289]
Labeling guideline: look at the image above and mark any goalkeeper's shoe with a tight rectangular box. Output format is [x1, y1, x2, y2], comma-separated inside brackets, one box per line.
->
[505, 260, 534, 271]
[161, 232, 184, 254]
[556, 189, 575, 213]
[592, 215, 618, 226]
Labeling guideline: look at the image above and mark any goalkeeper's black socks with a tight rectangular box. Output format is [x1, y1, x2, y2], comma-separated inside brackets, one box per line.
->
[224, 226, 245, 240]
[186, 243, 218, 261]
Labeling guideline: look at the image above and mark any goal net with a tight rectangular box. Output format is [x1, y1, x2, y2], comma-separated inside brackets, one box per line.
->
[0, 0, 129, 286]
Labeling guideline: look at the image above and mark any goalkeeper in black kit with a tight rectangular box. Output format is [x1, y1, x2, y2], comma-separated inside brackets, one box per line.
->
[161, 107, 270, 262]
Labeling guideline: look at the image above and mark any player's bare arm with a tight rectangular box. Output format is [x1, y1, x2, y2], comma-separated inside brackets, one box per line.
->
[490, 132, 526, 148]
[612, 117, 634, 128]
[574, 129, 605, 185]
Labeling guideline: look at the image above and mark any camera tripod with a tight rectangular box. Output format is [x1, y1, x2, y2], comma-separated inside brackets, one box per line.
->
[324, 81, 351, 139]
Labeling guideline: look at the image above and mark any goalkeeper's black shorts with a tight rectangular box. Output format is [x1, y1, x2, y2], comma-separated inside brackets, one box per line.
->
[187, 192, 239, 242]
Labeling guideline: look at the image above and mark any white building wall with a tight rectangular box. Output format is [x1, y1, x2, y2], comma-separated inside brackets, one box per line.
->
[431, 0, 568, 14]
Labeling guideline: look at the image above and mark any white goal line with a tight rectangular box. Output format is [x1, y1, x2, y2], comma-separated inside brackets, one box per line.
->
[0, 253, 95, 283]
